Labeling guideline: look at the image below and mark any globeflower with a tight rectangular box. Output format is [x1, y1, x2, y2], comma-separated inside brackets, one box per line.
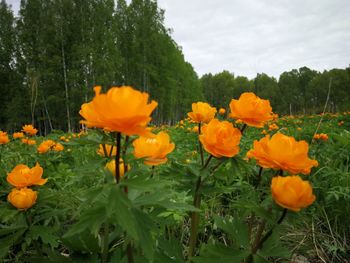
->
[13, 132, 24, 139]
[53, 143, 64, 151]
[22, 124, 38, 136]
[313, 133, 328, 141]
[229, 92, 274, 127]
[247, 133, 318, 175]
[219, 108, 226, 115]
[187, 102, 217, 123]
[7, 163, 47, 188]
[8, 188, 37, 210]
[271, 176, 316, 212]
[133, 132, 175, 166]
[79, 86, 158, 136]
[105, 159, 129, 177]
[21, 138, 36, 145]
[37, 140, 56, 154]
[199, 118, 241, 158]
[0, 131, 10, 144]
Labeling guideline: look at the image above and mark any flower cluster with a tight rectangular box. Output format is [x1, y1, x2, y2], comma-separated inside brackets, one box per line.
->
[37, 140, 64, 154]
[6, 163, 47, 210]
[313, 133, 328, 141]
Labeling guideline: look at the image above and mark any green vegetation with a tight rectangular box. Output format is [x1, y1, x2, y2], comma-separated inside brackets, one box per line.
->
[1, 0, 350, 134]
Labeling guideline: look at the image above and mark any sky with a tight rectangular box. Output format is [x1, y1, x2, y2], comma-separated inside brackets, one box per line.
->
[5, 0, 350, 79]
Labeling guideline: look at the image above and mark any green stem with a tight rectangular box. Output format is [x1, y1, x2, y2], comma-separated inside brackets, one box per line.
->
[101, 223, 109, 263]
[115, 132, 122, 184]
[188, 176, 202, 260]
[240, 124, 247, 134]
[198, 123, 204, 166]
[126, 243, 134, 263]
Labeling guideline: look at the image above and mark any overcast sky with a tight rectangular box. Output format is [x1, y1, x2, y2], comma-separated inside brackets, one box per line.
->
[6, 0, 350, 79]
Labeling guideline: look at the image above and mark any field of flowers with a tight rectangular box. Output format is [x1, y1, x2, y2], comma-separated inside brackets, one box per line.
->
[0, 87, 349, 263]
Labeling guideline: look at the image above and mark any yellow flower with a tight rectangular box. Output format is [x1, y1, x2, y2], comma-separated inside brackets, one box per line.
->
[7, 163, 47, 188]
[97, 144, 116, 157]
[53, 143, 64, 151]
[105, 159, 129, 177]
[21, 138, 36, 145]
[80, 86, 158, 136]
[37, 140, 56, 154]
[22, 124, 38, 136]
[219, 108, 226, 115]
[13, 132, 24, 139]
[247, 133, 318, 175]
[229, 92, 273, 127]
[187, 102, 217, 123]
[268, 123, 279, 131]
[0, 131, 10, 144]
[133, 132, 175, 166]
[8, 188, 37, 210]
[199, 118, 241, 158]
[271, 176, 316, 212]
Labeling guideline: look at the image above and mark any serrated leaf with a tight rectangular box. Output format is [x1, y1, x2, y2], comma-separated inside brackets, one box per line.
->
[193, 244, 250, 263]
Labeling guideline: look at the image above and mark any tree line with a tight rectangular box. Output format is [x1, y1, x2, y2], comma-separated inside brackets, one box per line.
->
[201, 67, 350, 116]
[1, 0, 349, 134]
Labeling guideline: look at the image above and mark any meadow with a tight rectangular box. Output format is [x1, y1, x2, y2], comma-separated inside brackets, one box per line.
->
[0, 88, 349, 263]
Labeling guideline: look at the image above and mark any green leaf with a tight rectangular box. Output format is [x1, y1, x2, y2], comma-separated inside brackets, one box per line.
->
[29, 226, 59, 248]
[214, 216, 250, 249]
[193, 243, 250, 263]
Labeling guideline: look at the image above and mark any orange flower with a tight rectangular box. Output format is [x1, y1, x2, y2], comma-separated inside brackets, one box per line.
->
[271, 176, 316, 212]
[268, 123, 279, 131]
[22, 124, 38, 136]
[187, 102, 217, 123]
[247, 133, 318, 175]
[199, 118, 241, 158]
[8, 188, 37, 210]
[7, 163, 47, 188]
[21, 138, 36, 145]
[37, 140, 56, 154]
[219, 108, 226, 115]
[97, 144, 116, 157]
[313, 133, 328, 141]
[192, 126, 199, 133]
[0, 131, 10, 144]
[105, 159, 129, 177]
[53, 143, 64, 151]
[13, 132, 24, 139]
[133, 132, 175, 165]
[79, 86, 158, 136]
[229, 92, 273, 127]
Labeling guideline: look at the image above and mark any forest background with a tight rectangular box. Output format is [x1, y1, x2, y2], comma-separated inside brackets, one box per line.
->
[1, 0, 349, 134]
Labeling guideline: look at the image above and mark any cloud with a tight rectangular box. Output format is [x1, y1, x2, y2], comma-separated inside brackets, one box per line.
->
[158, 0, 350, 78]
[5, 0, 350, 79]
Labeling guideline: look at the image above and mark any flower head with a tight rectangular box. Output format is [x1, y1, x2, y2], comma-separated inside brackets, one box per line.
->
[22, 125, 38, 136]
[37, 140, 56, 154]
[7, 163, 47, 188]
[105, 159, 129, 177]
[271, 176, 316, 212]
[53, 143, 64, 151]
[199, 118, 241, 158]
[21, 138, 36, 145]
[13, 132, 24, 139]
[133, 132, 175, 166]
[8, 188, 37, 210]
[187, 102, 217, 123]
[219, 108, 226, 115]
[247, 133, 318, 175]
[80, 86, 158, 136]
[0, 131, 10, 144]
[229, 92, 273, 127]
